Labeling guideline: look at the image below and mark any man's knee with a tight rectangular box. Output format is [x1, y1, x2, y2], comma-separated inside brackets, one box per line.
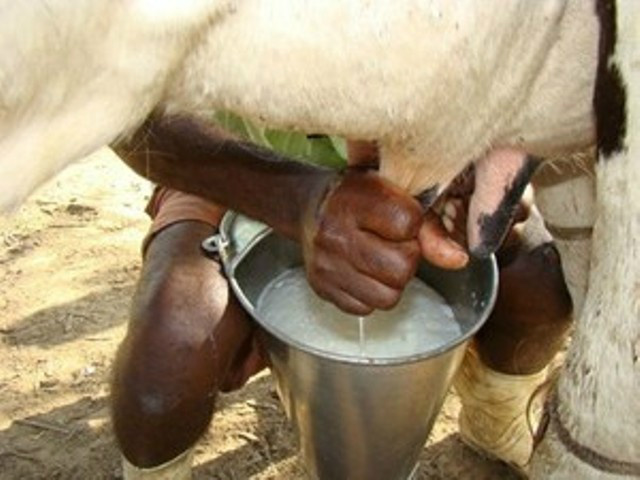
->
[113, 296, 220, 416]
[475, 240, 573, 374]
[111, 273, 222, 435]
[111, 222, 232, 465]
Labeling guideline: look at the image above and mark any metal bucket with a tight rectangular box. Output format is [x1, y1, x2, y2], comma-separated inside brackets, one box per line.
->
[210, 212, 498, 480]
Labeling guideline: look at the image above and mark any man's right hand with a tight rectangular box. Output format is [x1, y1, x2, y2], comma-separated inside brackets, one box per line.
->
[300, 168, 424, 315]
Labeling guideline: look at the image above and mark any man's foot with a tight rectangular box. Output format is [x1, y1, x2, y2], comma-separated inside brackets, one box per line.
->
[453, 346, 550, 475]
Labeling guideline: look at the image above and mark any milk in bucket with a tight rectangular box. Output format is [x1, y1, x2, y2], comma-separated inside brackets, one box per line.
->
[257, 266, 461, 360]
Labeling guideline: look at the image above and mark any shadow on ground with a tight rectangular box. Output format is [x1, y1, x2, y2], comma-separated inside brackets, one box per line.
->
[5, 284, 134, 348]
[420, 433, 521, 479]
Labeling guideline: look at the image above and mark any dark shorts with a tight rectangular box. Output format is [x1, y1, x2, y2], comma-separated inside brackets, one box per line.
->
[142, 186, 227, 255]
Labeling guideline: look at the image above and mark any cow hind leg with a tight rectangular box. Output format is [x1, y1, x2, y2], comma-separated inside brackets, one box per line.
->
[530, 1, 640, 477]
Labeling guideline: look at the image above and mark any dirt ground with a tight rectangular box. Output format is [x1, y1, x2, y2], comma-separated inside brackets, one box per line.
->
[0, 150, 519, 479]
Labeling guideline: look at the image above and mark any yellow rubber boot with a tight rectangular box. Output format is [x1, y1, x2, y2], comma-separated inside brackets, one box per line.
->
[122, 448, 194, 480]
[453, 346, 549, 475]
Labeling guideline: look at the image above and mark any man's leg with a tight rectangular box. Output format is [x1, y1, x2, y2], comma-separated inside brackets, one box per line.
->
[454, 206, 573, 473]
[111, 190, 265, 478]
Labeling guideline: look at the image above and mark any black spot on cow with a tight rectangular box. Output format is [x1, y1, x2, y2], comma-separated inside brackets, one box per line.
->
[594, 0, 627, 158]
[471, 156, 541, 258]
[415, 184, 440, 209]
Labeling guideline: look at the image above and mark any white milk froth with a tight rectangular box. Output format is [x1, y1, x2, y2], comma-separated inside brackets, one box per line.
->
[256, 267, 461, 359]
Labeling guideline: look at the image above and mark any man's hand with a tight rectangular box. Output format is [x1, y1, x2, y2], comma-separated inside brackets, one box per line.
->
[300, 168, 423, 316]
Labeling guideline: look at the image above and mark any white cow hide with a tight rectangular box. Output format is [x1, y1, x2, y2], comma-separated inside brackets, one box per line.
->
[0, 0, 597, 209]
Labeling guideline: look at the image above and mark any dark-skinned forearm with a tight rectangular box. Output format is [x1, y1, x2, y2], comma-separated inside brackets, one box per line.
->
[115, 115, 337, 241]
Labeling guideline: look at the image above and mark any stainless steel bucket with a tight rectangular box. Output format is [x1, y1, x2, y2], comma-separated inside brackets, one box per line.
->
[210, 212, 498, 480]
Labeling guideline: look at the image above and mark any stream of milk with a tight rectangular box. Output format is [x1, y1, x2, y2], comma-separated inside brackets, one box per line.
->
[256, 267, 461, 358]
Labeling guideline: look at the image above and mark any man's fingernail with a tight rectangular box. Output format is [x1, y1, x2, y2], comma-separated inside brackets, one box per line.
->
[446, 239, 469, 268]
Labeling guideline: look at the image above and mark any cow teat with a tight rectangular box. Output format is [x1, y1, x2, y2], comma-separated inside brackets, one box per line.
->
[467, 149, 541, 258]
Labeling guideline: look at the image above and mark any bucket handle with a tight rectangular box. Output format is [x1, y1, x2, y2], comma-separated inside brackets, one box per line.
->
[201, 211, 272, 277]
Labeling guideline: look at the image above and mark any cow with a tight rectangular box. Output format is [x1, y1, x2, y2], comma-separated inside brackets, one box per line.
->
[0, 1, 637, 477]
